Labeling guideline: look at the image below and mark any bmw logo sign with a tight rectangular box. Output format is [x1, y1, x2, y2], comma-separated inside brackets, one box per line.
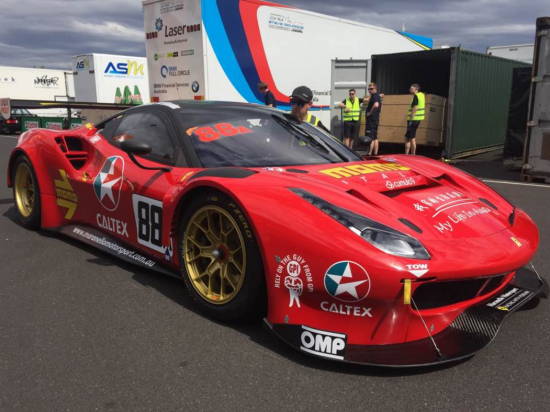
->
[192, 81, 200, 93]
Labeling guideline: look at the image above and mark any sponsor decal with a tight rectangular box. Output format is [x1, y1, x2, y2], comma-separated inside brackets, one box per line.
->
[486, 287, 534, 312]
[433, 206, 492, 234]
[274, 254, 313, 308]
[180, 171, 195, 182]
[511, 237, 522, 247]
[180, 49, 194, 56]
[319, 163, 410, 179]
[93, 156, 125, 211]
[45, 122, 62, 130]
[164, 239, 174, 261]
[76, 59, 90, 70]
[160, 0, 184, 13]
[324, 261, 370, 302]
[54, 169, 78, 219]
[0, 76, 16, 83]
[385, 177, 417, 190]
[24, 120, 40, 130]
[300, 326, 346, 360]
[320, 301, 372, 317]
[154, 54, 159, 61]
[97, 214, 129, 238]
[1, 98, 11, 120]
[268, 13, 304, 34]
[90, 135, 101, 144]
[167, 51, 179, 58]
[132, 194, 169, 254]
[164, 23, 201, 38]
[160, 65, 190, 78]
[263, 167, 285, 172]
[104, 61, 144, 77]
[34, 76, 59, 87]
[72, 227, 155, 267]
[192, 81, 200, 93]
[406, 263, 429, 278]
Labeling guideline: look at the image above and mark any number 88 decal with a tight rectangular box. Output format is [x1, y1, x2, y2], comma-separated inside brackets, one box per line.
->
[132, 194, 166, 253]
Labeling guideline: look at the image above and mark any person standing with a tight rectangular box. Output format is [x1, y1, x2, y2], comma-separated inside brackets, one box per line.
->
[258, 81, 277, 107]
[365, 83, 382, 155]
[405, 83, 425, 155]
[289, 86, 330, 133]
[338, 89, 364, 149]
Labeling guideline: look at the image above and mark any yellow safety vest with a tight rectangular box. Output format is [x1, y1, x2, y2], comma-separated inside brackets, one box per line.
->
[306, 113, 319, 126]
[408, 92, 425, 121]
[343, 98, 360, 122]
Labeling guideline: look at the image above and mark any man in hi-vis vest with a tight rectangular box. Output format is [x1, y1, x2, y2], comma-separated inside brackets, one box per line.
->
[338, 89, 365, 149]
[405, 83, 425, 155]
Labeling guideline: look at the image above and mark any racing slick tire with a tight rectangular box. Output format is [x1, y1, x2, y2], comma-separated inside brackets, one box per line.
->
[12, 155, 42, 230]
[179, 190, 266, 321]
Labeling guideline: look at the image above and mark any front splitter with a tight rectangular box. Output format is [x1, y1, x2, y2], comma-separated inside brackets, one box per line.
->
[264, 266, 549, 367]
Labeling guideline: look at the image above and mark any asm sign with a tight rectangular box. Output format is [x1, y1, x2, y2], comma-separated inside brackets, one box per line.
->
[104, 61, 144, 76]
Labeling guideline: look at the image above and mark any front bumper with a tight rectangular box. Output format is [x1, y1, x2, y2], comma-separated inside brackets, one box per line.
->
[264, 266, 548, 367]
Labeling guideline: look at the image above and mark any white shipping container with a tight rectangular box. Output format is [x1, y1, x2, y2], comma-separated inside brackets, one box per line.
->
[142, 0, 433, 124]
[71, 54, 151, 105]
[0, 66, 73, 101]
[487, 44, 534, 64]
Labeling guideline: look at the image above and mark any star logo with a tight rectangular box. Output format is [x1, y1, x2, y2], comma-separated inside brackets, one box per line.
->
[324, 261, 371, 303]
[93, 156, 124, 211]
[155, 18, 163, 32]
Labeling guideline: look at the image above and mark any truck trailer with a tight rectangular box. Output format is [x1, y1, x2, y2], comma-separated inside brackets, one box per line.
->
[142, 0, 433, 124]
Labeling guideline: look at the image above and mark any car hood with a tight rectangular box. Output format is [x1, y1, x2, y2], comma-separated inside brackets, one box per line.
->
[252, 158, 515, 241]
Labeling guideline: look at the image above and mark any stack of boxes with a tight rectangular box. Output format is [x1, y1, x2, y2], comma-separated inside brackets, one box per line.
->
[360, 94, 447, 146]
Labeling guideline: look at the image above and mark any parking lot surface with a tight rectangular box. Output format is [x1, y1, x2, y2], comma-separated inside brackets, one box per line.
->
[1, 134, 549, 412]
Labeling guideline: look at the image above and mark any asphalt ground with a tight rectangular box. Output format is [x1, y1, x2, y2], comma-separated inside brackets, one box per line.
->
[1, 134, 549, 412]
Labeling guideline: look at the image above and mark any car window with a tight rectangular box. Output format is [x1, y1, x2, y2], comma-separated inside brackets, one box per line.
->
[97, 115, 123, 141]
[112, 111, 176, 163]
[180, 111, 361, 167]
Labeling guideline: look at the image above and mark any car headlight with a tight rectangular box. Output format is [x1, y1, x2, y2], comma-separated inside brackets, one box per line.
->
[291, 188, 430, 260]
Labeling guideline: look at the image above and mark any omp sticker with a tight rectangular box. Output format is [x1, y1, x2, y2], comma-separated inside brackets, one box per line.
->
[319, 163, 410, 179]
[300, 326, 347, 360]
[54, 169, 78, 219]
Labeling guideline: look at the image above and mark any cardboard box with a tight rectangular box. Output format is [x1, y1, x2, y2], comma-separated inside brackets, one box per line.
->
[359, 94, 447, 144]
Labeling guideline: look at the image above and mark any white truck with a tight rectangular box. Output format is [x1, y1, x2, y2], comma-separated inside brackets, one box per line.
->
[70, 54, 151, 105]
[487, 44, 534, 63]
[0, 66, 74, 101]
[142, 0, 432, 124]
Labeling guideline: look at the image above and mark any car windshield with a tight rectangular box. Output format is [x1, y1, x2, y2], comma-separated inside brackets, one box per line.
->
[180, 110, 361, 167]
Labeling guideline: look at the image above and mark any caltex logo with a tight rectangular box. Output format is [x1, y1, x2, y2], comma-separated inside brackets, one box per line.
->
[324, 261, 371, 302]
[93, 156, 124, 211]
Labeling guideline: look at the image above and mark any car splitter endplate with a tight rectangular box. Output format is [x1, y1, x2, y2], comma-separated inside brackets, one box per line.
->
[265, 266, 549, 367]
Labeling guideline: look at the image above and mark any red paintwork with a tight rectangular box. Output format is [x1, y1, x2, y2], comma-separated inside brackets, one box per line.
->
[8, 125, 539, 347]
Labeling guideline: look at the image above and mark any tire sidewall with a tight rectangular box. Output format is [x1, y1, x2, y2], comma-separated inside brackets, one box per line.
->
[179, 190, 265, 321]
[13, 155, 41, 229]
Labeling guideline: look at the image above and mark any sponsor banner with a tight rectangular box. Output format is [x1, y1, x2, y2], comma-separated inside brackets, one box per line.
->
[143, 0, 205, 101]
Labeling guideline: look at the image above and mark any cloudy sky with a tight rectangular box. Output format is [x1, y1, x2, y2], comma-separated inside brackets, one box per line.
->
[0, 0, 546, 70]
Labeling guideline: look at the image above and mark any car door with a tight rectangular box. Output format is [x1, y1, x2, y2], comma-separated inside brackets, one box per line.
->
[83, 108, 186, 261]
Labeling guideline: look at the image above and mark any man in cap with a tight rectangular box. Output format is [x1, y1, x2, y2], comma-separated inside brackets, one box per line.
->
[258, 81, 277, 107]
[289, 86, 329, 133]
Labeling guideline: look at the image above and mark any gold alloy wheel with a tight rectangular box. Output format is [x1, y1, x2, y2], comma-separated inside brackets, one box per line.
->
[184, 205, 247, 304]
[14, 162, 35, 218]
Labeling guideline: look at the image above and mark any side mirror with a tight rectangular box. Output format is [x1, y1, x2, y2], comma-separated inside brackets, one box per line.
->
[120, 140, 152, 155]
[120, 139, 171, 173]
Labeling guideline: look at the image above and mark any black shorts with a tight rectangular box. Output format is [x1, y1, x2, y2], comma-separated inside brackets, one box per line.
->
[365, 117, 379, 141]
[344, 120, 360, 139]
[405, 121, 421, 140]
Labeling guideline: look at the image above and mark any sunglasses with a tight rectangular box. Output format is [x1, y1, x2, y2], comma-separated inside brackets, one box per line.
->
[290, 100, 307, 107]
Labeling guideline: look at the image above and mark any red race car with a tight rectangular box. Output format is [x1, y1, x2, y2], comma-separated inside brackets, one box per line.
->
[7, 101, 548, 366]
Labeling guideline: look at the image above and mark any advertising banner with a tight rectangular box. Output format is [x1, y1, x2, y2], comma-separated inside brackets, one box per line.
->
[0, 66, 68, 100]
[143, 0, 205, 101]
